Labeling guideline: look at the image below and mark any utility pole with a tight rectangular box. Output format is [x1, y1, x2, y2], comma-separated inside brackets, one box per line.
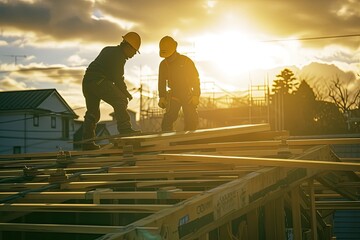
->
[139, 84, 143, 122]
[4, 54, 27, 65]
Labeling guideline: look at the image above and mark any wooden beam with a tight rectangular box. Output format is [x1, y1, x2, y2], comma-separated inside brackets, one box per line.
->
[99, 145, 331, 240]
[0, 223, 121, 234]
[0, 190, 200, 202]
[308, 179, 318, 240]
[0, 203, 171, 213]
[0, 148, 124, 160]
[275, 196, 286, 240]
[291, 187, 302, 240]
[160, 153, 360, 171]
[130, 137, 360, 154]
[315, 201, 360, 210]
[0, 179, 231, 191]
[122, 124, 271, 147]
[0, 223, 156, 234]
[264, 200, 276, 239]
[247, 209, 259, 240]
[218, 222, 232, 240]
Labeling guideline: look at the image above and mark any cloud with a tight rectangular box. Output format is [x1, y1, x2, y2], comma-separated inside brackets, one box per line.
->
[0, 0, 126, 44]
[67, 54, 88, 66]
[0, 76, 28, 90]
[0, 62, 85, 85]
[0, 40, 7, 46]
[0, 0, 358, 48]
[0, 0, 359, 116]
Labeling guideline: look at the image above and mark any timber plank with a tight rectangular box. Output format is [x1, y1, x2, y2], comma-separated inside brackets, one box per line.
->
[120, 124, 271, 147]
[0, 203, 171, 213]
[160, 153, 360, 171]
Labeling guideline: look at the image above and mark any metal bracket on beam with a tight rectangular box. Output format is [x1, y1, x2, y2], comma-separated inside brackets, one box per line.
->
[56, 150, 73, 167]
[22, 166, 39, 178]
[49, 168, 68, 183]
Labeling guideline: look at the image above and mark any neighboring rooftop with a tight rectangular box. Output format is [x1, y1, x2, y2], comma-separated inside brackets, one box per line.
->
[0, 88, 77, 116]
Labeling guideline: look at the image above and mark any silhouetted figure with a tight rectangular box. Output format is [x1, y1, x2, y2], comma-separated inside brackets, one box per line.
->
[157, 36, 201, 132]
[82, 32, 141, 150]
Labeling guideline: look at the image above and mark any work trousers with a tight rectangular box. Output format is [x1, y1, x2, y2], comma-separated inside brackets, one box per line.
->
[161, 98, 198, 131]
[82, 80, 131, 139]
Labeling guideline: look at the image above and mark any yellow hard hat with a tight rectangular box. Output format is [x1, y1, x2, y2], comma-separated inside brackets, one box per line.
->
[159, 36, 177, 58]
[122, 32, 141, 53]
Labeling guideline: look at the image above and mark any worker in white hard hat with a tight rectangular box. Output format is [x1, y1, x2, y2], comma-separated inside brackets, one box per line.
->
[82, 32, 141, 150]
[158, 36, 201, 132]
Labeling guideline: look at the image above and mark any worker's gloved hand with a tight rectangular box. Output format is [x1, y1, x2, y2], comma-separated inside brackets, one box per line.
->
[189, 96, 200, 106]
[158, 97, 167, 109]
[125, 91, 133, 101]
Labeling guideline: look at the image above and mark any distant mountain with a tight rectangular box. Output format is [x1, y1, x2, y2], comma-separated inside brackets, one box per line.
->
[298, 62, 357, 91]
[258, 62, 359, 96]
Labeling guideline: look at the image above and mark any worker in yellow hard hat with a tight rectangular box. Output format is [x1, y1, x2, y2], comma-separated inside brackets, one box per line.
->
[81, 32, 141, 150]
[158, 36, 201, 132]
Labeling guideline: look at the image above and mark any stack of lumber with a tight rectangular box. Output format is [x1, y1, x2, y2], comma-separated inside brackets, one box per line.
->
[0, 124, 359, 240]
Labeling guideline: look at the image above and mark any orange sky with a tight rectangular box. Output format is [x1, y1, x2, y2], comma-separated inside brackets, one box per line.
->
[0, 0, 359, 120]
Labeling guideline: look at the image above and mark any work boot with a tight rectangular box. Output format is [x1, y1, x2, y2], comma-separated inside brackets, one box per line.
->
[119, 128, 141, 135]
[82, 142, 100, 151]
[82, 115, 100, 150]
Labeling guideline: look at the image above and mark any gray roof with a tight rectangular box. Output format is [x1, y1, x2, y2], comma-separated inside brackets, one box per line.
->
[0, 88, 77, 116]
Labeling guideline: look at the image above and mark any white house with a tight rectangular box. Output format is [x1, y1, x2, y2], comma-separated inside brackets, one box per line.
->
[105, 110, 139, 135]
[0, 89, 78, 154]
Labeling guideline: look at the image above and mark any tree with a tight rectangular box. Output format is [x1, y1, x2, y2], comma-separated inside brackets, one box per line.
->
[270, 68, 299, 132]
[272, 68, 299, 95]
[291, 80, 317, 135]
[313, 101, 347, 134]
[328, 77, 360, 113]
[328, 77, 360, 131]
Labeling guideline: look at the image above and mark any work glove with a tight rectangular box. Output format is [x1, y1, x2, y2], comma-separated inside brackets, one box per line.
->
[189, 96, 200, 106]
[158, 97, 167, 109]
[124, 90, 132, 101]
[127, 93, 133, 101]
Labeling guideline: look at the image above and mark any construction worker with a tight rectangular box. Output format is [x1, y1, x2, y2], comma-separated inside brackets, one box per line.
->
[158, 36, 201, 132]
[81, 32, 141, 150]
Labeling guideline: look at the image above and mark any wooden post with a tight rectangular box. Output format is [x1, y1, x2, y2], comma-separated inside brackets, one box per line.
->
[237, 221, 248, 240]
[198, 233, 209, 240]
[247, 209, 259, 240]
[264, 200, 276, 240]
[90, 188, 113, 204]
[219, 222, 232, 240]
[291, 187, 302, 240]
[275, 197, 286, 240]
[309, 179, 318, 240]
[264, 198, 285, 239]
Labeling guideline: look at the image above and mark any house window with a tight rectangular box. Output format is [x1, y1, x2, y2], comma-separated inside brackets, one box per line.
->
[51, 116, 56, 128]
[13, 146, 21, 154]
[33, 114, 39, 127]
[62, 117, 69, 139]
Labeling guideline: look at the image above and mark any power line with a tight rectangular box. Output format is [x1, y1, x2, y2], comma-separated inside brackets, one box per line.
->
[261, 33, 360, 42]
[2, 54, 27, 65]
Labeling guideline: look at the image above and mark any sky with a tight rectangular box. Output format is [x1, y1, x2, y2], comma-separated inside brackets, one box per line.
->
[0, 0, 359, 120]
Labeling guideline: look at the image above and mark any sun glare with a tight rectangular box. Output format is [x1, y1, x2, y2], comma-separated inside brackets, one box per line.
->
[193, 30, 302, 77]
[194, 31, 265, 76]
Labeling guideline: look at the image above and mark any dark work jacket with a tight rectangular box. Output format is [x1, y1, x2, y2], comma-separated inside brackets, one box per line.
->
[83, 45, 128, 92]
[158, 52, 200, 99]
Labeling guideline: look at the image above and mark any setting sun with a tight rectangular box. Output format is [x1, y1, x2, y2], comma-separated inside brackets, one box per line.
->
[193, 30, 296, 77]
